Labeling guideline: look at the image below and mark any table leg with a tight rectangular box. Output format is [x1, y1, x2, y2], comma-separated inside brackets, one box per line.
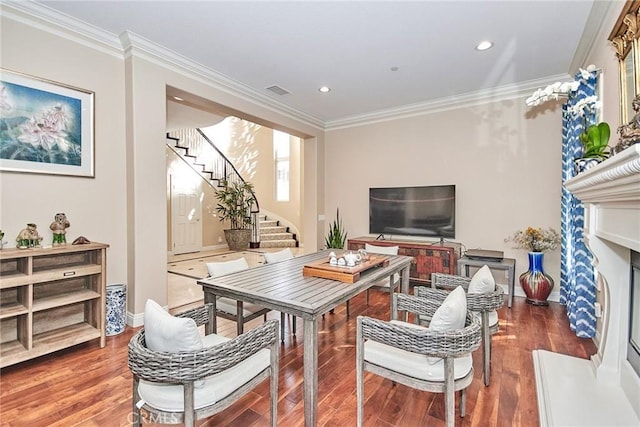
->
[236, 300, 244, 336]
[401, 266, 410, 321]
[203, 292, 217, 335]
[508, 265, 515, 308]
[303, 318, 318, 426]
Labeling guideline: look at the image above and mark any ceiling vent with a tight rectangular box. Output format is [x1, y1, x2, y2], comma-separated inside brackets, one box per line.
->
[266, 85, 291, 96]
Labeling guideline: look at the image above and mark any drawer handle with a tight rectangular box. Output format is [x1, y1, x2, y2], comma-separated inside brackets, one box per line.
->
[63, 271, 76, 277]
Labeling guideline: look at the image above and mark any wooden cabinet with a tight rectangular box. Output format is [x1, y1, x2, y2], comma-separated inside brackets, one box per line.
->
[348, 236, 460, 285]
[0, 243, 108, 368]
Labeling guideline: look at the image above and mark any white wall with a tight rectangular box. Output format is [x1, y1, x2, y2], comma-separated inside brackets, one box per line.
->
[0, 16, 129, 289]
[325, 97, 564, 297]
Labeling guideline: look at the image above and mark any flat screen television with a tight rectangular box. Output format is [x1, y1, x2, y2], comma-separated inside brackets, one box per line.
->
[369, 185, 456, 239]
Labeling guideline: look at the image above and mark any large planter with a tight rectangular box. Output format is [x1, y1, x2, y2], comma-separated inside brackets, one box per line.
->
[224, 229, 252, 251]
[519, 252, 554, 306]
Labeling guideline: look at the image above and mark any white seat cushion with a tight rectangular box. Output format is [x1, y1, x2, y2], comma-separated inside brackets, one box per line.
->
[364, 320, 472, 382]
[143, 299, 202, 353]
[263, 248, 293, 263]
[473, 309, 498, 328]
[138, 333, 271, 412]
[216, 296, 268, 317]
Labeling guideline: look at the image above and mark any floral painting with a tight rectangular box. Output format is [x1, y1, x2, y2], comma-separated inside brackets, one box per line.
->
[0, 69, 94, 177]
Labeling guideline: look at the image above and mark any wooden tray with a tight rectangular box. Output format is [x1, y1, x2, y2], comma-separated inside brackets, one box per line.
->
[302, 255, 389, 283]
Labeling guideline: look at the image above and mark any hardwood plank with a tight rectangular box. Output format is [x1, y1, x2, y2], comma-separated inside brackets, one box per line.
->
[0, 291, 596, 426]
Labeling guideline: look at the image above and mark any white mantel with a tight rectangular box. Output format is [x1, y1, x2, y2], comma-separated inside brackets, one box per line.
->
[534, 145, 640, 426]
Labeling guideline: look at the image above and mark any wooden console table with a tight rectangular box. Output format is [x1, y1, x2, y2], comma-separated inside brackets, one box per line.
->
[348, 236, 460, 285]
[457, 256, 516, 308]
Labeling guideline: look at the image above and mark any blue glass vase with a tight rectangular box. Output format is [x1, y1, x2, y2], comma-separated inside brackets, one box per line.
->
[519, 252, 554, 306]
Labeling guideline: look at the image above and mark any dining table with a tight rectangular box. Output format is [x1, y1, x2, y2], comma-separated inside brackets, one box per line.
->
[197, 249, 413, 426]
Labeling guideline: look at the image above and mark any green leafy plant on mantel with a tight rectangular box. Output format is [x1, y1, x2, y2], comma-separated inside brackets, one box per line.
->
[579, 122, 611, 159]
[215, 179, 255, 230]
[325, 208, 347, 249]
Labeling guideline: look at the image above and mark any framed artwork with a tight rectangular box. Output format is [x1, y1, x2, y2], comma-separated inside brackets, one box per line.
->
[0, 69, 95, 177]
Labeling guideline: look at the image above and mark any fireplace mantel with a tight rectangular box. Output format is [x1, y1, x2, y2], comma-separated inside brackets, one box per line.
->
[533, 145, 640, 425]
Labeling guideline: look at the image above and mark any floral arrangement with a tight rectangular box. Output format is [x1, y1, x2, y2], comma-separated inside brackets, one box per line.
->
[525, 64, 610, 160]
[504, 227, 561, 253]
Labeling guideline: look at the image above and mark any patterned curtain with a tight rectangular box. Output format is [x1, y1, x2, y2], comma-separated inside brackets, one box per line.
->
[560, 70, 597, 338]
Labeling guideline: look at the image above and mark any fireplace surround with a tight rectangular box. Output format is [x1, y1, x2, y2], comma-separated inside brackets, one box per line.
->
[534, 145, 640, 425]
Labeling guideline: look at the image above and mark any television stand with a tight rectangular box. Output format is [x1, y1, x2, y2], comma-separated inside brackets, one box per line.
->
[348, 236, 461, 285]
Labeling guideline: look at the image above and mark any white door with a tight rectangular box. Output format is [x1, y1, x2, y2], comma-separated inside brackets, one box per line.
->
[171, 176, 202, 255]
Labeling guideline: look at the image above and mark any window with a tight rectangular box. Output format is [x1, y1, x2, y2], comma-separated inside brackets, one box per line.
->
[273, 130, 290, 201]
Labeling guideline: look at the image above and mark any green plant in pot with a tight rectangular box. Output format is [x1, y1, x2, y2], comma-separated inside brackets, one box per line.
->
[325, 208, 347, 249]
[215, 178, 255, 251]
[575, 122, 611, 173]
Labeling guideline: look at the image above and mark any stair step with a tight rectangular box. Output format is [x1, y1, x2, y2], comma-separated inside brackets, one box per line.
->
[260, 220, 279, 228]
[261, 232, 295, 241]
[260, 226, 287, 234]
[260, 239, 297, 248]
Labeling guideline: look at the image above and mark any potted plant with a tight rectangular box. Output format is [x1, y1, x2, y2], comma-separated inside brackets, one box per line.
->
[215, 178, 256, 251]
[325, 208, 347, 249]
[575, 121, 611, 173]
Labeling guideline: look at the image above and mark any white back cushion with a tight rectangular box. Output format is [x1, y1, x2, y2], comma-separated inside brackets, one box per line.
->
[365, 243, 399, 256]
[206, 257, 249, 278]
[429, 286, 467, 332]
[144, 299, 202, 353]
[468, 265, 496, 294]
[263, 248, 294, 263]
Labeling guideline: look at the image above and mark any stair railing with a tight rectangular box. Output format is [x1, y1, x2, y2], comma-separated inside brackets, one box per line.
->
[166, 128, 260, 248]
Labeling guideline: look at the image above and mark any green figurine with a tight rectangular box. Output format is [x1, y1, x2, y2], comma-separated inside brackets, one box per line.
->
[50, 213, 70, 246]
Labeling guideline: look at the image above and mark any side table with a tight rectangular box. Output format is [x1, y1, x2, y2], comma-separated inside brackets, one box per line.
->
[457, 256, 516, 308]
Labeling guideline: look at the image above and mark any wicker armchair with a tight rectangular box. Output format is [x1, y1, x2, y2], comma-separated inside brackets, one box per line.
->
[128, 304, 279, 427]
[356, 293, 482, 427]
[419, 272, 505, 386]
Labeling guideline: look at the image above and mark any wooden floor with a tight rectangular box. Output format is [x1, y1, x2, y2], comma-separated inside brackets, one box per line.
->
[0, 291, 596, 427]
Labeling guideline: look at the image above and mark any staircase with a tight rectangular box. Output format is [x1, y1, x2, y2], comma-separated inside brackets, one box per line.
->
[167, 128, 299, 249]
[259, 215, 298, 248]
[167, 128, 260, 247]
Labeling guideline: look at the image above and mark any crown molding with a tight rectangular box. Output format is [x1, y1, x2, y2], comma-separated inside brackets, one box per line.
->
[324, 73, 572, 131]
[0, 1, 123, 58]
[119, 32, 325, 130]
[1, 1, 324, 131]
[1, 1, 587, 134]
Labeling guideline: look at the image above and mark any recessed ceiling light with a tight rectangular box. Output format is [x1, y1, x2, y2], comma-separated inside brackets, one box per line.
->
[476, 41, 493, 51]
[173, 96, 184, 101]
[319, 86, 331, 93]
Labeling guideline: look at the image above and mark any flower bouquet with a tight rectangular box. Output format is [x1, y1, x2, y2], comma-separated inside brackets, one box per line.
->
[504, 227, 560, 253]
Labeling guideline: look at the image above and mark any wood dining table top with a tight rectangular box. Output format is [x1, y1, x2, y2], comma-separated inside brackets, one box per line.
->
[197, 249, 413, 319]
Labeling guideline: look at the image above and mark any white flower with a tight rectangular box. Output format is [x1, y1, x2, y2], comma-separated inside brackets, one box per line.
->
[525, 80, 576, 106]
[579, 64, 597, 79]
[566, 95, 599, 116]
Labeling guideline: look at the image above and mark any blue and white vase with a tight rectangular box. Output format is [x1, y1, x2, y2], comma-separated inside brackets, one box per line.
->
[106, 284, 126, 336]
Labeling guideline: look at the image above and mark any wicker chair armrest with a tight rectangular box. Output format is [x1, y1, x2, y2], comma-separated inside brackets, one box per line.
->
[418, 283, 505, 312]
[431, 273, 471, 291]
[413, 286, 449, 305]
[467, 286, 505, 312]
[174, 303, 212, 327]
[394, 293, 443, 319]
[128, 319, 278, 384]
[358, 312, 481, 358]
